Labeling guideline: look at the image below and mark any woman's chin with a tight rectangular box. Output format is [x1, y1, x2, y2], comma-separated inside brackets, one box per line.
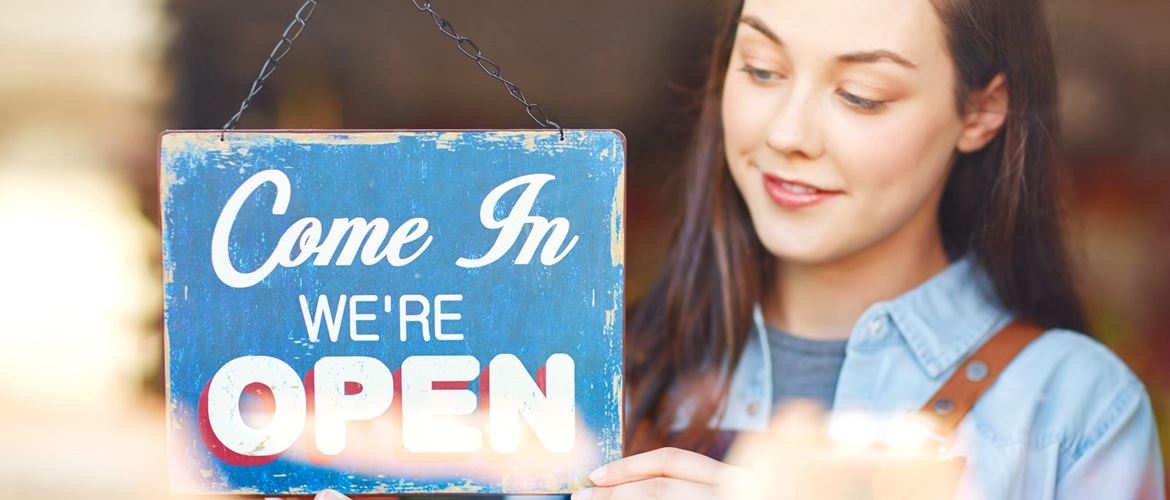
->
[759, 238, 849, 267]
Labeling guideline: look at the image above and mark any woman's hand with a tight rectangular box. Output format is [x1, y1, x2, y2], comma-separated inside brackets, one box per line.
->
[572, 447, 747, 499]
[573, 403, 965, 500]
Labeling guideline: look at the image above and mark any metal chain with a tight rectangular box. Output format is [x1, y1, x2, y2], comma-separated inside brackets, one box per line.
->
[220, 0, 565, 141]
[409, 1, 564, 140]
[221, 0, 319, 140]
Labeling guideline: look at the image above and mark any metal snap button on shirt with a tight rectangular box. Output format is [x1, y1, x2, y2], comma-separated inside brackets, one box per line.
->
[933, 398, 956, 416]
[966, 360, 989, 382]
[747, 400, 761, 416]
[867, 318, 885, 338]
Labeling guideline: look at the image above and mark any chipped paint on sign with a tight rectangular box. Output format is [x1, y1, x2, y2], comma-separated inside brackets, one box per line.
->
[610, 168, 626, 267]
[434, 131, 463, 150]
[159, 130, 625, 495]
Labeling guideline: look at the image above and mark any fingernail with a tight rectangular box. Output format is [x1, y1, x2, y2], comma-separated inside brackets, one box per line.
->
[315, 490, 350, 500]
[572, 488, 593, 500]
[588, 464, 607, 483]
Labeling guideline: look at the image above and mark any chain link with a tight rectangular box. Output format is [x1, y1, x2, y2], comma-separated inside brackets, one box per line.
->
[409, 0, 564, 140]
[221, 0, 319, 140]
[221, 0, 565, 141]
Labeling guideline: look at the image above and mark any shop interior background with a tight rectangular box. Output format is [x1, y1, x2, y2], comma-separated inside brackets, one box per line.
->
[0, 0, 1167, 497]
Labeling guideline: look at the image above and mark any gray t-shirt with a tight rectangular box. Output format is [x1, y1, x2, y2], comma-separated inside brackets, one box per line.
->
[764, 323, 848, 411]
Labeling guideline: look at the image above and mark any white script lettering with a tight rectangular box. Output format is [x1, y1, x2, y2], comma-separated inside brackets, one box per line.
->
[211, 170, 578, 287]
[456, 173, 579, 268]
[211, 169, 433, 288]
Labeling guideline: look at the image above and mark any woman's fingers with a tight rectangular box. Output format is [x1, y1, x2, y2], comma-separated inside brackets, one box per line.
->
[588, 446, 730, 487]
[574, 477, 720, 499]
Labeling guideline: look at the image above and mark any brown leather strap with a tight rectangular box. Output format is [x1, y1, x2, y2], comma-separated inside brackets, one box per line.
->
[919, 320, 1046, 436]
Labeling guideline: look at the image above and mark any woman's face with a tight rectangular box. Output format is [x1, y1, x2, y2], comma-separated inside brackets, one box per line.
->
[723, 0, 968, 266]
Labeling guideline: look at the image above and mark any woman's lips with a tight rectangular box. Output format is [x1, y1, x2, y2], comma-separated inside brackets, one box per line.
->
[762, 174, 843, 209]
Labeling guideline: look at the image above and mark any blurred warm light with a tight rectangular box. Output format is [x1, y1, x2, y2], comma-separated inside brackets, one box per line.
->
[722, 403, 963, 500]
[0, 0, 167, 102]
[0, 167, 159, 415]
[0, 0, 187, 498]
[0, 164, 174, 499]
[827, 410, 882, 453]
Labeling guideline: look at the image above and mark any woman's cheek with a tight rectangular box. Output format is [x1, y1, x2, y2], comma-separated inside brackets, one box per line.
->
[832, 110, 951, 199]
[823, 112, 954, 250]
[722, 82, 772, 154]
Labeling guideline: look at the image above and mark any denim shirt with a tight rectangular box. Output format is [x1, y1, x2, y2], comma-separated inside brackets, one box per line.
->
[670, 255, 1165, 499]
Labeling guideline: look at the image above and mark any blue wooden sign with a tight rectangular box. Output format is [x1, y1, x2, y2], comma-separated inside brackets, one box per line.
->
[159, 130, 625, 495]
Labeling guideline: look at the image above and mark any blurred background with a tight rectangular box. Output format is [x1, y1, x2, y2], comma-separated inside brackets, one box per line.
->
[0, 0, 1167, 498]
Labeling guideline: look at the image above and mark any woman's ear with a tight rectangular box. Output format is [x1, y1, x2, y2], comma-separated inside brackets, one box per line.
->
[956, 73, 1009, 153]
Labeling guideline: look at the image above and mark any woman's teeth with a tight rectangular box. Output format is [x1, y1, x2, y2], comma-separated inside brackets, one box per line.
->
[780, 182, 818, 194]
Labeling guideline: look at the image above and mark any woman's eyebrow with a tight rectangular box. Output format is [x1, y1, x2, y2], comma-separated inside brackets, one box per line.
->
[738, 14, 918, 71]
[838, 50, 919, 70]
[738, 15, 783, 46]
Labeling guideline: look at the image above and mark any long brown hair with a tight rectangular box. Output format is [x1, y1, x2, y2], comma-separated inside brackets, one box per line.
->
[625, 0, 1087, 456]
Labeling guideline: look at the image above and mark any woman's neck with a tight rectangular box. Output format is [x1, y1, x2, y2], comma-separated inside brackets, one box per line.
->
[764, 229, 951, 341]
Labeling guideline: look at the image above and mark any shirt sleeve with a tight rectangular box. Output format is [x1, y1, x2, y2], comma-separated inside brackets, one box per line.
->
[1056, 378, 1165, 499]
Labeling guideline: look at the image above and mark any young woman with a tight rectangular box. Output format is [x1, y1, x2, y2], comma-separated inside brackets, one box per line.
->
[315, 0, 1163, 498]
[574, 0, 1166, 498]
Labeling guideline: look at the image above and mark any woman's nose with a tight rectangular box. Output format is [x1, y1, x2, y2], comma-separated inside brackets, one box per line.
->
[765, 82, 824, 159]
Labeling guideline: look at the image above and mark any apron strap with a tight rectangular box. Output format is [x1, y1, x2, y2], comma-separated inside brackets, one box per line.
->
[919, 320, 1046, 437]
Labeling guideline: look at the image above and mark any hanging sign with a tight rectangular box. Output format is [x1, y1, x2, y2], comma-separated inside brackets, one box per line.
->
[160, 130, 625, 495]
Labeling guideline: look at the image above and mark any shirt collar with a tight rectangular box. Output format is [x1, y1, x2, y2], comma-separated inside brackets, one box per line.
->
[863, 253, 1012, 378]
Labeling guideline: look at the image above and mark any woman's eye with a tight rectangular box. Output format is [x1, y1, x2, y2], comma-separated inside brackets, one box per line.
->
[739, 64, 783, 83]
[838, 90, 887, 112]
